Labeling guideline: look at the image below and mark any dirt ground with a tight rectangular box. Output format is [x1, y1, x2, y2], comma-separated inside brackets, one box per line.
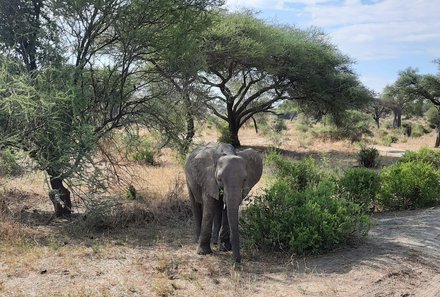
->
[1, 124, 440, 296]
[1, 198, 439, 297]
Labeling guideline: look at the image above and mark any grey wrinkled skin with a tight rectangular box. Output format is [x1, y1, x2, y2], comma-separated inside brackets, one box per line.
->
[184, 143, 263, 263]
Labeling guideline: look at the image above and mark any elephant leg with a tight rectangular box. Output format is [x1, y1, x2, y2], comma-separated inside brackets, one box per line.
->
[197, 198, 217, 255]
[219, 206, 232, 251]
[212, 197, 223, 244]
[212, 208, 221, 244]
[189, 188, 202, 243]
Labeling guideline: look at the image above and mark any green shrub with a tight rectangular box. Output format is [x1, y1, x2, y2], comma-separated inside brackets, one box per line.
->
[401, 122, 412, 136]
[241, 180, 370, 254]
[399, 148, 440, 169]
[411, 124, 426, 138]
[378, 161, 440, 210]
[217, 125, 232, 144]
[383, 121, 393, 130]
[314, 111, 373, 142]
[339, 168, 381, 211]
[296, 122, 309, 133]
[124, 134, 157, 165]
[381, 134, 398, 146]
[132, 148, 156, 165]
[426, 107, 440, 129]
[295, 114, 311, 133]
[357, 146, 380, 168]
[266, 152, 322, 191]
[0, 149, 23, 176]
[125, 184, 139, 200]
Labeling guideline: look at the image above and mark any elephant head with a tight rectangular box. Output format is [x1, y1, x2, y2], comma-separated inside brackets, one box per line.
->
[215, 149, 262, 262]
[185, 143, 263, 263]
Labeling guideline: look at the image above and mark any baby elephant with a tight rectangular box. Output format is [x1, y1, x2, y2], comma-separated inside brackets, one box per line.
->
[184, 143, 263, 263]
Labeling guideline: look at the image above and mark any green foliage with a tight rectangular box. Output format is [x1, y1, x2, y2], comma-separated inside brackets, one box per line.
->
[0, 0, 62, 70]
[0, 149, 22, 176]
[400, 122, 428, 138]
[217, 125, 233, 144]
[125, 185, 138, 201]
[314, 111, 373, 142]
[266, 151, 322, 191]
[382, 68, 420, 119]
[295, 114, 312, 133]
[401, 122, 412, 136]
[339, 168, 381, 211]
[201, 11, 372, 146]
[380, 134, 398, 146]
[260, 117, 287, 147]
[0, 61, 97, 178]
[378, 161, 440, 210]
[411, 124, 426, 138]
[124, 134, 157, 165]
[426, 107, 440, 129]
[241, 179, 370, 254]
[399, 148, 440, 169]
[357, 146, 379, 168]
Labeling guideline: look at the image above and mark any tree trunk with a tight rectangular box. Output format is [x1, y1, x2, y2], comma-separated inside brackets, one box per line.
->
[393, 110, 402, 128]
[229, 124, 241, 148]
[435, 128, 440, 148]
[374, 116, 380, 129]
[48, 173, 72, 217]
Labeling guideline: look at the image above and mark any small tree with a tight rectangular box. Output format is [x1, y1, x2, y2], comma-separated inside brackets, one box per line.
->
[388, 61, 440, 147]
[367, 97, 390, 128]
[427, 106, 440, 147]
[382, 68, 420, 128]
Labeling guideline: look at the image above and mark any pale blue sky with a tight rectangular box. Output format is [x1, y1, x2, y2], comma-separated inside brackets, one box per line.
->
[224, 0, 440, 94]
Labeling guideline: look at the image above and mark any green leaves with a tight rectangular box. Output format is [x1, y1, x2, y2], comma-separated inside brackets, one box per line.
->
[241, 179, 370, 254]
[339, 168, 381, 211]
[379, 161, 440, 210]
[241, 152, 370, 254]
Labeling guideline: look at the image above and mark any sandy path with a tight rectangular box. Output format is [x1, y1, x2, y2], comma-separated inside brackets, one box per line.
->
[272, 207, 440, 296]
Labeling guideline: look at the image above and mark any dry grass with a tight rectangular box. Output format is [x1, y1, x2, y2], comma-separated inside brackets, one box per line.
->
[0, 122, 439, 296]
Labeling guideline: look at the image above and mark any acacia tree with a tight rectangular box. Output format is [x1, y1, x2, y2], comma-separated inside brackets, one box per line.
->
[0, 0, 221, 216]
[385, 62, 440, 147]
[197, 12, 372, 147]
[367, 98, 391, 128]
[382, 68, 421, 128]
[419, 73, 440, 147]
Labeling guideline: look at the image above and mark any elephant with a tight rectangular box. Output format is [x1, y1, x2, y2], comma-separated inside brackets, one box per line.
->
[184, 142, 263, 263]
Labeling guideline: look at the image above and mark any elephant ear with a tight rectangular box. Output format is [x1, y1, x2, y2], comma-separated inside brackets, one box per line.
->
[192, 147, 221, 200]
[237, 148, 263, 197]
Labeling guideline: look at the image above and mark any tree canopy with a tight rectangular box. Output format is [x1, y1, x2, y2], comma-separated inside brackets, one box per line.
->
[197, 12, 372, 146]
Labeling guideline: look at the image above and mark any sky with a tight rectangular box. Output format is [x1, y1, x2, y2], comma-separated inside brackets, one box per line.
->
[224, 0, 440, 94]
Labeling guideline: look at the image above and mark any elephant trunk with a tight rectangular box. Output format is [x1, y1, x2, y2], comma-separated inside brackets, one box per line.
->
[225, 187, 242, 263]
